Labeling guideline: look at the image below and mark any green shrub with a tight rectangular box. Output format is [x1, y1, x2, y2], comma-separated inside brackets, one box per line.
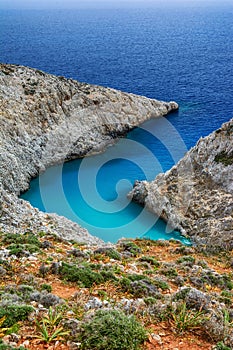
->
[144, 296, 161, 305]
[160, 266, 178, 278]
[153, 279, 170, 291]
[176, 256, 195, 264]
[0, 305, 34, 327]
[215, 342, 231, 350]
[127, 274, 148, 282]
[119, 277, 131, 292]
[119, 241, 141, 257]
[41, 284, 52, 293]
[219, 290, 232, 305]
[214, 151, 233, 166]
[168, 302, 207, 333]
[78, 309, 147, 350]
[105, 249, 121, 261]
[59, 263, 104, 288]
[119, 274, 149, 293]
[2, 232, 40, 246]
[139, 256, 160, 267]
[0, 341, 26, 350]
[99, 270, 118, 282]
[8, 243, 40, 257]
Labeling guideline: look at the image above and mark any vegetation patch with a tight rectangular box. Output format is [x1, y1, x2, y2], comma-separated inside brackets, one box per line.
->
[2, 232, 40, 246]
[58, 262, 118, 287]
[118, 240, 141, 257]
[214, 151, 233, 166]
[0, 305, 34, 327]
[167, 302, 208, 334]
[139, 256, 160, 267]
[7, 243, 40, 257]
[0, 341, 25, 350]
[78, 309, 148, 350]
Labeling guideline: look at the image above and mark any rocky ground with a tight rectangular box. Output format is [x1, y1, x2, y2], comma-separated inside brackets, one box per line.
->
[0, 232, 233, 350]
[0, 63, 178, 244]
[129, 119, 233, 252]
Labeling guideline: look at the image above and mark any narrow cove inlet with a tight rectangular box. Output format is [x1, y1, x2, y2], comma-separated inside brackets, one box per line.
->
[21, 117, 191, 245]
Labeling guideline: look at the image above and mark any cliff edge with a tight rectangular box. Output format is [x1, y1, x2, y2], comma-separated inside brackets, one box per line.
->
[0, 63, 178, 243]
[129, 119, 233, 251]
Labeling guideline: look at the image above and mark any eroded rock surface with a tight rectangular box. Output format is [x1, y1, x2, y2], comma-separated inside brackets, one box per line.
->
[0, 63, 178, 243]
[129, 119, 233, 250]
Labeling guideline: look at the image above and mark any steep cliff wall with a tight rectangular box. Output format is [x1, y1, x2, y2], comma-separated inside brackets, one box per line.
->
[0, 63, 178, 243]
[129, 119, 233, 251]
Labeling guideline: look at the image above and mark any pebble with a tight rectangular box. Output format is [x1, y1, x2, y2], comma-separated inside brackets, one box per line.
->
[84, 297, 103, 310]
[67, 310, 75, 316]
[151, 333, 163, 345]
[28, 256, 38, 261]
[22, 340, 30, 347]
[158, 332, 166, 336]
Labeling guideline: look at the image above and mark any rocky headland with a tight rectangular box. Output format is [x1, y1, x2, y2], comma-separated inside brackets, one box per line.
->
[129, 119, 233, 251]
[0, 63, 178, 244]
[0, 63, 233, 350]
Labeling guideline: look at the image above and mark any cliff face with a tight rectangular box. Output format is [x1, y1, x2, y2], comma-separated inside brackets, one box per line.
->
[0, 63, 178, 243]
[129, 119, 233, 251]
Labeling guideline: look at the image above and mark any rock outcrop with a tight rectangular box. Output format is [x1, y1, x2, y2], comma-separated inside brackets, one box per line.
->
[0, 63, 178, 243]
[129, 119, 233, 251]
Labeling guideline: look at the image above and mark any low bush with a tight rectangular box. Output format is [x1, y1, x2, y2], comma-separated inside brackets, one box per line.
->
[8, 244, 40, 257]
[0, 305, 34, 327]
[59, 263, 104, 288]
[215, 342, 231, 350]
[119, 241, 141, 257]
[176, 256, 195, 264]
[78, 309, 147, 350]
[139, 256, 160, 267]
[0, 342, 26, 350]
[168, 302, 208, 333]
[2, 232, 40, 246]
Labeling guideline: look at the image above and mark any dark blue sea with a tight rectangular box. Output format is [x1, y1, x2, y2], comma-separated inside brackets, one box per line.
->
[1, 7, 232, 243]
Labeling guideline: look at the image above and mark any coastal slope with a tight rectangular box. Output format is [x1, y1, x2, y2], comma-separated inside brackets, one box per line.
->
[0, 63, 178, 243]
[129, 119, 233, 251]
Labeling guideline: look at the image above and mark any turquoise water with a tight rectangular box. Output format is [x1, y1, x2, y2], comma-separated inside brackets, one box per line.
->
[21, 118, 191, 244]
[3, 6, 232, 244]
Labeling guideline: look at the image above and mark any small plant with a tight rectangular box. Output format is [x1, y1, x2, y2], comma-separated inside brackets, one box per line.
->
[59, 262, 104, 287]
[222, 308, 233, 334]
[0, 316, 11, 337]
[176, 255, 195, 264]
[2, 232, 40, 246]
[40, 306, 63, 328]
[0, 341, 26, 350]
[35, 322, 69, 343]
[153, 279, 170, 291]
[144, 297, 160, 305]
[160, 266, 178, 278]
[214, 151, 233, 166]
[0, 305, 34, 327]
[34, 307, 70, 343]
[105, 249, 121, 261]
[139, 256, 160, 267]
[78, 309, 147, 350]
[119, 274, 151, 294]
[119, 241, 141, 257]
[168, 302, 207, 333]
[219, 291, 232, 306]
[215, 341, 231, 350]
[8, 243, 40, 257]
[41, 284, 52, 293]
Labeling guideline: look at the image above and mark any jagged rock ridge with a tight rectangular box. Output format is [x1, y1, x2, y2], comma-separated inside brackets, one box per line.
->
[129, 119, 233, 251]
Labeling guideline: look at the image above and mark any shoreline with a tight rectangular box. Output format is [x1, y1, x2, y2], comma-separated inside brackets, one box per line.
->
[0, 63, 178, 245]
